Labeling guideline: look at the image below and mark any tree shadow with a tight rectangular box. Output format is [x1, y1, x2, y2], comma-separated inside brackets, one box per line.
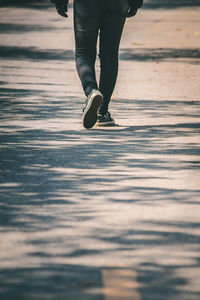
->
[0, 0, 51, 9]
[0, 264, 104, 300]
[0, 23, 59, 33]
[0, 102, 200, 229]
[143, 0, 200, 9]
[1, 96, 200, 298]
[0, 46, 74, 61]
[120, 48, 200, 64]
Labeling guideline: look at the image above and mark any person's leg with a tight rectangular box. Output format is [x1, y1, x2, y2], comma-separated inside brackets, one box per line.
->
[99, 0, 129, 115]
[74, 0, 104, 129]
[73, 0, 100, 97]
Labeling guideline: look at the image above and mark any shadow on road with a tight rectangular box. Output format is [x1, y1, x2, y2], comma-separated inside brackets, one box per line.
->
[1, 95, 200, 223]
[0, 23, 58, 33]
[120, 48, 200, 64]
[0, 46, 74, 61]
[0, 0, 50, 9]
[144, 0, 200, 9]
[1, 46, 199, 64]
[1, 97, 200, 299]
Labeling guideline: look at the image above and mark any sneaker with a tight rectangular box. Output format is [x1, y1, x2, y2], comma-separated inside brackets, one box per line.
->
[96, 111, 115, 127]
[82, 90, 103, 129]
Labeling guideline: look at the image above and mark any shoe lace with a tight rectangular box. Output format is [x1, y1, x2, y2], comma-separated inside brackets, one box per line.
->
[98, 111, 111, 118]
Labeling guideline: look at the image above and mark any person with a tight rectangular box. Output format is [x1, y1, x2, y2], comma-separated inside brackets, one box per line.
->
[50, 0, 143, 129]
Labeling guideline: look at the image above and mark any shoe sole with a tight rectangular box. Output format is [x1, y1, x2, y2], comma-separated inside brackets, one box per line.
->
[95, 120, 115, 127]
[82, 92, 103, 129]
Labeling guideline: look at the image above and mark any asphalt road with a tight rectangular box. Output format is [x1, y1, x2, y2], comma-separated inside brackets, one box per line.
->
[0, 1, 200, 299]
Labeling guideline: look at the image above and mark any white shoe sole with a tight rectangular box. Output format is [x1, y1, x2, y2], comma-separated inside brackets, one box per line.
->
[95, 120, 115, 127]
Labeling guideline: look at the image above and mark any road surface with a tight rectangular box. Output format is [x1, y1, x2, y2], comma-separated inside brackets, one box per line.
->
[0, 1, 200, 299]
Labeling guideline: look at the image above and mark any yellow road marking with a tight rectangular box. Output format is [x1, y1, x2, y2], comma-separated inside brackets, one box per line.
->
[102, 268, 141, 300]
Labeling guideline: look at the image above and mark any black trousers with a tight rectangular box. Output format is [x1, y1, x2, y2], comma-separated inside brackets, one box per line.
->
[74, 0, 129, 115]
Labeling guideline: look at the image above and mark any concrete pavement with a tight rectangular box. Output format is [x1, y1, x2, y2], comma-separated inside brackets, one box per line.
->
[0, 1, 200, 299]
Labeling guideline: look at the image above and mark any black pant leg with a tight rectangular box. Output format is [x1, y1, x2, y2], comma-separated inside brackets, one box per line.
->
[73, 0, 100, 96]
[99, 0, 129, 115]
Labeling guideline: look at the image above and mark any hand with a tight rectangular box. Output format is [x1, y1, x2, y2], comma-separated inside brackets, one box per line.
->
[50, 0, 69, 18]
[127, 0, 143, 18]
